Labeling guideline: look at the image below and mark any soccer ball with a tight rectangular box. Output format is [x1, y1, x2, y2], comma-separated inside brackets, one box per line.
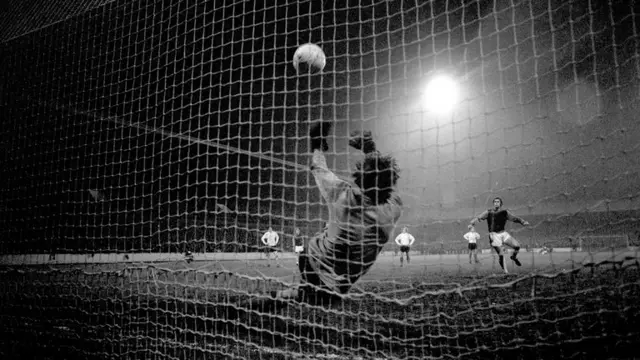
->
[292, 43, 326, 74]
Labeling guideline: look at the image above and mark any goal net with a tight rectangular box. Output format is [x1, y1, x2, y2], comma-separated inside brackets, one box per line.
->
[1, 0, 640, 359]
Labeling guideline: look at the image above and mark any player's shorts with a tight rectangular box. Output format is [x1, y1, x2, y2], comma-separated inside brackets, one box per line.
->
[264, 245, 278, 253]
[294, 245, 304, 253]
[468, 243, 477, 250]
[400, 245, 410, 253]
[489, 232, 516, 248]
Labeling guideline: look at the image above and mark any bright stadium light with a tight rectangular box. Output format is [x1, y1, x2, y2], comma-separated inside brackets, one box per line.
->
[421, 75, 459, 114]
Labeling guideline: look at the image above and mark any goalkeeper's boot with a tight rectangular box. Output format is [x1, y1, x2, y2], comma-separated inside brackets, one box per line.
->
[510, 254, 522, 267]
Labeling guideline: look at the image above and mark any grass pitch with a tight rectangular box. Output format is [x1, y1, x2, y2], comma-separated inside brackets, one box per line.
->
[1, 250, 639, 359]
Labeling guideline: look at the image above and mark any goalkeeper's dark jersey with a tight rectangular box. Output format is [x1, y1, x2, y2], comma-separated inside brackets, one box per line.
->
[307, 150, 403, 295]
[476, 208, 525, 233]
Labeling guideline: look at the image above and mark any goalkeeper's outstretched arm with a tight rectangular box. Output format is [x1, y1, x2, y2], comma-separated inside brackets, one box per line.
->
[309, 120, 346, 203]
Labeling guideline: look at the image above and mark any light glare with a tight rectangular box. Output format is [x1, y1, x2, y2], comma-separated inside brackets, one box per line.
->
[422, 75, 458, 114]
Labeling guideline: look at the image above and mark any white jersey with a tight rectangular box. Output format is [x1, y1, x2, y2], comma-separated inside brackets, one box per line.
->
[261, 231, 279, 247]
[464, 231, 480, 244]
[394, 233, 415, 246]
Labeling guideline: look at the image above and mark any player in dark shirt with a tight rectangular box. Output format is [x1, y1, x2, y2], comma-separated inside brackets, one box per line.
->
[468, 197, 530, 273]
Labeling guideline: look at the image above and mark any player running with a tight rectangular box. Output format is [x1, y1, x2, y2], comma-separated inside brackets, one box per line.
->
[469, 197, 529, 273]
[260, 227, 280, 266]
[394, 227, 415, 266]
[263, 120, 403, 307]
[463, 226, 481, 264]
[292, 227, 305, 265]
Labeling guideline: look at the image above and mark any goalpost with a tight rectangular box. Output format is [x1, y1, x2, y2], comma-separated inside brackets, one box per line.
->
[1, 0, 640, 359]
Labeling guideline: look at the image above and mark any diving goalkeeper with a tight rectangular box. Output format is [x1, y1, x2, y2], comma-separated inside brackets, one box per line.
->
[269, 120, 403, 306]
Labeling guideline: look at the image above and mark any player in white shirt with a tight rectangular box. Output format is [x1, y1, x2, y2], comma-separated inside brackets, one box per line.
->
[394, 227, 415, 266]
[463, 226, 481, 264]
[260, 227, 280, 266]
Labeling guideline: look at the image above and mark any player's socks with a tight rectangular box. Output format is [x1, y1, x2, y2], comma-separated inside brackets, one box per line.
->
[510, 254, 521, 266]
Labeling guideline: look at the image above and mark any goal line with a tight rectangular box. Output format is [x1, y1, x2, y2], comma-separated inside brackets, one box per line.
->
[0, 252, 299, 265]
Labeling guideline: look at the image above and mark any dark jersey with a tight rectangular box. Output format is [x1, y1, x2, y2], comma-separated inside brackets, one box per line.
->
[475, 208, 525, 233]
[292, 234, 305, 247]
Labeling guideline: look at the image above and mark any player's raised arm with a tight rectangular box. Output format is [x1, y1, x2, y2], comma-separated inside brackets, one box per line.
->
[507, 210, 529, 226]
[309, 120, 346, 202]
[469, 210, 489, 227]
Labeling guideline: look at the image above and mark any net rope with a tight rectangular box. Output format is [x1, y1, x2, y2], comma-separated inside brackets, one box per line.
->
[1, 0, 639, 358]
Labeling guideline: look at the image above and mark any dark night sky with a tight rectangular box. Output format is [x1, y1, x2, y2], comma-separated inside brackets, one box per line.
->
[0, 0, 639, 250]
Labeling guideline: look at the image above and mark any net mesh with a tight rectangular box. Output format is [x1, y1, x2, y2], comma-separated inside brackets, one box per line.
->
[1, 0, 640, 359]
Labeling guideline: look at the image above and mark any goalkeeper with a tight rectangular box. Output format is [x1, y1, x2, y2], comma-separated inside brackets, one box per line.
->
[269, 120, 403, 306]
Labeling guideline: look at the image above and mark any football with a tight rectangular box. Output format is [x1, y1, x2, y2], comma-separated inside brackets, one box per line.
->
[292, 43, 326, 74]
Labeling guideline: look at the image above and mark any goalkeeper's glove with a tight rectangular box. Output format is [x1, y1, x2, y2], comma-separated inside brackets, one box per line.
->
[309, 120, 331, 152]
[349, 130, 376, 154]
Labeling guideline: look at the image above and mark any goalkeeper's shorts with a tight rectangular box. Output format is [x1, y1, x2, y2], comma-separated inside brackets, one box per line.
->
[296, 249, 341, 306]
[399, 245, 410, 253]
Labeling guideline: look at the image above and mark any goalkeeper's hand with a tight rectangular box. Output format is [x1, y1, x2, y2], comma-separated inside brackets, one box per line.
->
[309, 120, 332, 152]
[349, 130, 376, 154]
